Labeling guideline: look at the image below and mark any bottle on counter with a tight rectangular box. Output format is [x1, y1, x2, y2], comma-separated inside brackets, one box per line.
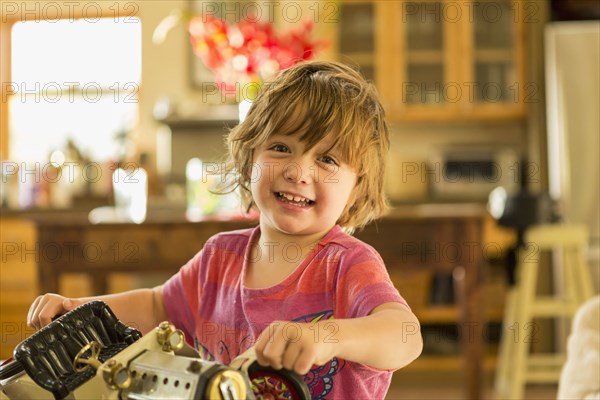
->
[186, 158, 221, 221]
[1, 160, 21, 209]
[113, 165, 148, 223]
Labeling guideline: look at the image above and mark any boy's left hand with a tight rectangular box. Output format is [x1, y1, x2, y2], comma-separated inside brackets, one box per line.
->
[254, 321, 337, 375]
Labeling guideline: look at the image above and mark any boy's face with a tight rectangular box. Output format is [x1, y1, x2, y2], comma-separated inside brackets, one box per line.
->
[250, 132, 357, 238]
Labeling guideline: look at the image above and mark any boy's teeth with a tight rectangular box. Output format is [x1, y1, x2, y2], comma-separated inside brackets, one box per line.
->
[281, 192, 307, 202]
[278, 192, 311, 205]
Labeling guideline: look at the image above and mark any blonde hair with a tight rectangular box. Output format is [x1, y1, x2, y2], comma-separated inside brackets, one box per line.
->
[222, 60, 390, 231]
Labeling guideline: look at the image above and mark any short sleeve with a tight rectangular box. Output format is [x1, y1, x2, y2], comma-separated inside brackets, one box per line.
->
[162, 244, 210, 344]
[333, 246, 407, 319]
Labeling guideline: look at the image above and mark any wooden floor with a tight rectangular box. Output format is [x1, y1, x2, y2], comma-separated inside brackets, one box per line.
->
[385, 370, 558, 400]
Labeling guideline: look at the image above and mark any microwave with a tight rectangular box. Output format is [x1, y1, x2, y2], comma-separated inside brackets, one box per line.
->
[429, 145, 520, 200]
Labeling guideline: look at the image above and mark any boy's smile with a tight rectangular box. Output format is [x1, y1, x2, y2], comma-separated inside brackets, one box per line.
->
[274, 191, 316, 208]
[251, 133, 357, 240]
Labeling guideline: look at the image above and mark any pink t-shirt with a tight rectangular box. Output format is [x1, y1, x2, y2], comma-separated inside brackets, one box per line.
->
[163, 225, 408, 399]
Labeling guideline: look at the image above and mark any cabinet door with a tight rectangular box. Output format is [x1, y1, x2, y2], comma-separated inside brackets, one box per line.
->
[387, 0, 527, 121]
[327, 0, 527, 122]
[336, 1, 376, 82]
[377, 1, 463, 121]
[461, 0, 526, 119]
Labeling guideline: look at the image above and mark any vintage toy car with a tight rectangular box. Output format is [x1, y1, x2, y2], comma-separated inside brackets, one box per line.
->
[0, 301, 310, 399]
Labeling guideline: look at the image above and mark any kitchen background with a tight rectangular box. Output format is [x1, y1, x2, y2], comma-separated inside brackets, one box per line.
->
[1, 0, 537, 205]
[1, 1, 599, 399]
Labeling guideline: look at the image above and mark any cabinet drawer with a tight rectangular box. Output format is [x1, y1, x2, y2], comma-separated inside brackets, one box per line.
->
[1, 218, 36, 242]
[1, 218, 37, 291]
[0, 306, 35, 360]
[0, 260, 36, 289]
[1, 219, 37, 262]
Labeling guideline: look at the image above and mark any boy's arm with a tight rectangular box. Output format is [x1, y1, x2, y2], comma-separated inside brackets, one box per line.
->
[90, 286, 168, 333]
[255, 302, 422, 374]
[332, 302, 423, 370]
[27, 285, 168, 334]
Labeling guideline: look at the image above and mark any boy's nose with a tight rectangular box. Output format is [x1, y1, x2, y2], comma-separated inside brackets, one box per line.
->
[283, 161, 314, 184]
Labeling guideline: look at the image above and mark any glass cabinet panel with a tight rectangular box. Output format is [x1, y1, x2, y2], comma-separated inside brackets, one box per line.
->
[403, 2, 446, 106]
[472, 0, 517, 104]
[405, 65, 444, 104]
[339, 3, 375, 81]
[406, 2, 443, 50]
[330, 0, 526, 121]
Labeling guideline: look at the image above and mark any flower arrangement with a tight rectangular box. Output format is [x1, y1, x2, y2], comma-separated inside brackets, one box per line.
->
[188, 15, 324, 99]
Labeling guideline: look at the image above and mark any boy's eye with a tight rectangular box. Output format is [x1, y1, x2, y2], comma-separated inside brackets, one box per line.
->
[270, 144, 289, 153]
[319, 155, 338, 165]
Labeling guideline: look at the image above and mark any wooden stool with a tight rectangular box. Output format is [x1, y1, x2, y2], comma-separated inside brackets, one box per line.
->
[494, 224, 595, 399]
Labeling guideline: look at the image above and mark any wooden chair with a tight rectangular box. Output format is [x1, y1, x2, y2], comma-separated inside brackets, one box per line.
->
[494, 224, 595, 399]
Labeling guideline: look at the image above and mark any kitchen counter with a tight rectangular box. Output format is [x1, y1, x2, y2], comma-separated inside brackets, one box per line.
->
[4, 201, 487, 222]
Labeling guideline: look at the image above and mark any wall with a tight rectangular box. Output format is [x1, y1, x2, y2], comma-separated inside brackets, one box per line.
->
[387, 121, 526, 201]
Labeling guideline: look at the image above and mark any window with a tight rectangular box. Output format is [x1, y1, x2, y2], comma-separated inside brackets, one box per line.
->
[9, 17, 141, 162]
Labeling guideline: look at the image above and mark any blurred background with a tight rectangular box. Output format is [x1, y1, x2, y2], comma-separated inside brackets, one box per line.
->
[1, 1, 599, 399]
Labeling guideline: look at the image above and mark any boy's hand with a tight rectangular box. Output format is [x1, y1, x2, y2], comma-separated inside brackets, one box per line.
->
[254, 321, 338, 375]
[27, 294, 86, 330]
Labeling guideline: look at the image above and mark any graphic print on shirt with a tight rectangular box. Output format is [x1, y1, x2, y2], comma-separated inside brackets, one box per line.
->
[292, 310, 346, 399]
[194, 338, 216, 361]
[194, 334, 253, 364]
[192, 310, 344, 399]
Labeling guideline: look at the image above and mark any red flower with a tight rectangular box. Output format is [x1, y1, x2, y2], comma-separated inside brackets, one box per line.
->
[189, 15, 325, 98]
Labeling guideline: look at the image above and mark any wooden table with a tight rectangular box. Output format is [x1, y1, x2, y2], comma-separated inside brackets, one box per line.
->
[32, 204, 486, 399]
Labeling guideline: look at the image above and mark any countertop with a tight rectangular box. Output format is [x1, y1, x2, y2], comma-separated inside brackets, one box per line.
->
[2, 202, 489, 226]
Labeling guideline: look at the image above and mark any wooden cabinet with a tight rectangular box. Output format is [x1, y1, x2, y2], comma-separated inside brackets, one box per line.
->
[353, 206, 513, 399]
[327, 0, 527, 122]
[0, 218, 38, 360]
[354, 205, 488, 399]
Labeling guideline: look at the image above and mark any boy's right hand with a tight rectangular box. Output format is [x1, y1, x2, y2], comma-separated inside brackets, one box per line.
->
[27, 294, 86, 330]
